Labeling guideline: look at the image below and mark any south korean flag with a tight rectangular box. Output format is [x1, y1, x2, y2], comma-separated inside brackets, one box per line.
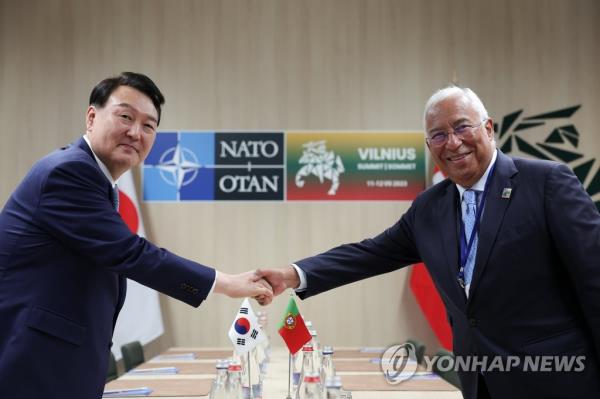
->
[228, 298, 266, 355]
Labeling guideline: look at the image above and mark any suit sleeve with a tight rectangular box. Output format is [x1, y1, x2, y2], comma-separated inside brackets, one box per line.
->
[295, 201, 421, 299]
[36, 160, 215, 307]
[545, 163, 600, 356]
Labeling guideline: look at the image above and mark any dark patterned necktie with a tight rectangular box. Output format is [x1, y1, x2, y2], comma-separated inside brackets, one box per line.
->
[111, 185, 120, 211]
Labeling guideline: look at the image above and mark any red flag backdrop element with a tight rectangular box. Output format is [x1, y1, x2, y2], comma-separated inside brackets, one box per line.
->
[112, 171, 164, 360]
[409, 166, 453, 350]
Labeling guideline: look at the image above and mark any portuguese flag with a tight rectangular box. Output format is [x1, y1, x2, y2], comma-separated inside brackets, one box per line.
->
[278, 296, 312, 354]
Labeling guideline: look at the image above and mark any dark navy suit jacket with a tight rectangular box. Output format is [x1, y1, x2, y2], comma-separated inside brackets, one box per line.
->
[296, 150, 600, 398]
[0, 137, 215, 398]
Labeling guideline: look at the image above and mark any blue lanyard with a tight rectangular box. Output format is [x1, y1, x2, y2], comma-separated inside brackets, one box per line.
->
[457, 161, 497, 288]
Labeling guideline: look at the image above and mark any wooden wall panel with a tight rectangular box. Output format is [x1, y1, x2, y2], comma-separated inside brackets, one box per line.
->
[1, 0, 598, 354]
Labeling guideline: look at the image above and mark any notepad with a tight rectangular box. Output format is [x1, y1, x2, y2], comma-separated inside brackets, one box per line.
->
[370, 357, 417, 365]
[128, 366, 179, 375]
[360, 347, 386, 353]
[154, 352, 196, 360]
[103, 387, 153, 397]
[411, 372, 441, 380]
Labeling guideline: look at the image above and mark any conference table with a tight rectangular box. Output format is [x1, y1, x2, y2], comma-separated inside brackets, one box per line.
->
[104, 346, 461, 398]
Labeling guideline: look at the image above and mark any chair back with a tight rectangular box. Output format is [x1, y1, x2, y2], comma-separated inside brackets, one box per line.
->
[406, 338, 426, 364]
[432, 349, 462, 389]
[121, 341, 145, 372]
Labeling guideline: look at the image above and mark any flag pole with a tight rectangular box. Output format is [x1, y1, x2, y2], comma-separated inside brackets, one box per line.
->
[286, 352, 292, 399]
[247, 351, 252, 399]
[287, 291, 293, 399]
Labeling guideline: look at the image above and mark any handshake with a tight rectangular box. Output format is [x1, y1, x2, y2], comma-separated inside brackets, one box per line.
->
[213, 266, 300, 306]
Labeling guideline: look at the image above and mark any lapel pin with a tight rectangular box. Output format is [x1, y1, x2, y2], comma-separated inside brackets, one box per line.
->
[501, 188, 512, 199]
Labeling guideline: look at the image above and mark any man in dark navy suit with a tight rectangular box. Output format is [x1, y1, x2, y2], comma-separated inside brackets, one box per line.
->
[258, 87, 600, 398]
[0, 72, 272, 398]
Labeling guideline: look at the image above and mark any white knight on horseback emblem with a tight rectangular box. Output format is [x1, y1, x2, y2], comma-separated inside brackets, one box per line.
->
[295, 140, 345, 195]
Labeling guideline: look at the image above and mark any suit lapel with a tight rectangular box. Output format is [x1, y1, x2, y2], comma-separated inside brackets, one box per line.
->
[75, 136, 115, 204]
[76, 136, 127, 319]
[437, 181, 467, 304]
[468, 151, 518, 302]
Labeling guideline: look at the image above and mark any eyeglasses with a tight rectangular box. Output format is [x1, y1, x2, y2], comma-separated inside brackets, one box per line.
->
[426, 119, 488, 147]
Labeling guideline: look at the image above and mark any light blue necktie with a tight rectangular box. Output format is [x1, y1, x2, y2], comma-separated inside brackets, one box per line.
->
[111, 185, 120, 211]
[462, 189, 478, 287]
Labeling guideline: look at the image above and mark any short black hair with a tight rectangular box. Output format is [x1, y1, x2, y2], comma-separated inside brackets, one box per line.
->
[89, 72, 165, 124]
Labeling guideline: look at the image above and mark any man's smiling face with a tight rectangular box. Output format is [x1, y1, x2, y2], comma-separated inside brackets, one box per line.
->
[85, 85, 158, 180]
[425, 93, 495, 187]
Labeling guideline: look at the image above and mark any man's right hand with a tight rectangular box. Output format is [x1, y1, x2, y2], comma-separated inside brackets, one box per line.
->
[254, 266, 300, 301]
[213, 270, 273, 303]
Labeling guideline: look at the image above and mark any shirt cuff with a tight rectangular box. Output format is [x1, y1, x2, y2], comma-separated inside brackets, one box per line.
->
[292, 264, 307, 292]
[208, 270, 218, 296]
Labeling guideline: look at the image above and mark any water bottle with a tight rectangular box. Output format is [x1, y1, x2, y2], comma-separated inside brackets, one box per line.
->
[325, 375, 342, 399]
[320, 346, 335, 392]
[256, 311, 271, 363]
[327, 375, 352, 399]
[295, 345, 315, 399]
[309, 330, 322, 369]
[253, 334, 268, 376]
[241, 350, 262, 399]
[225, 361, 244, 399]
[209, 359, 229, 399]
[292, 351, 303, 395]
[299, 372, 323, 399]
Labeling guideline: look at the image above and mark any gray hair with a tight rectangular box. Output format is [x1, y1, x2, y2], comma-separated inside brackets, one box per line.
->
[423, 86, 489, 128]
